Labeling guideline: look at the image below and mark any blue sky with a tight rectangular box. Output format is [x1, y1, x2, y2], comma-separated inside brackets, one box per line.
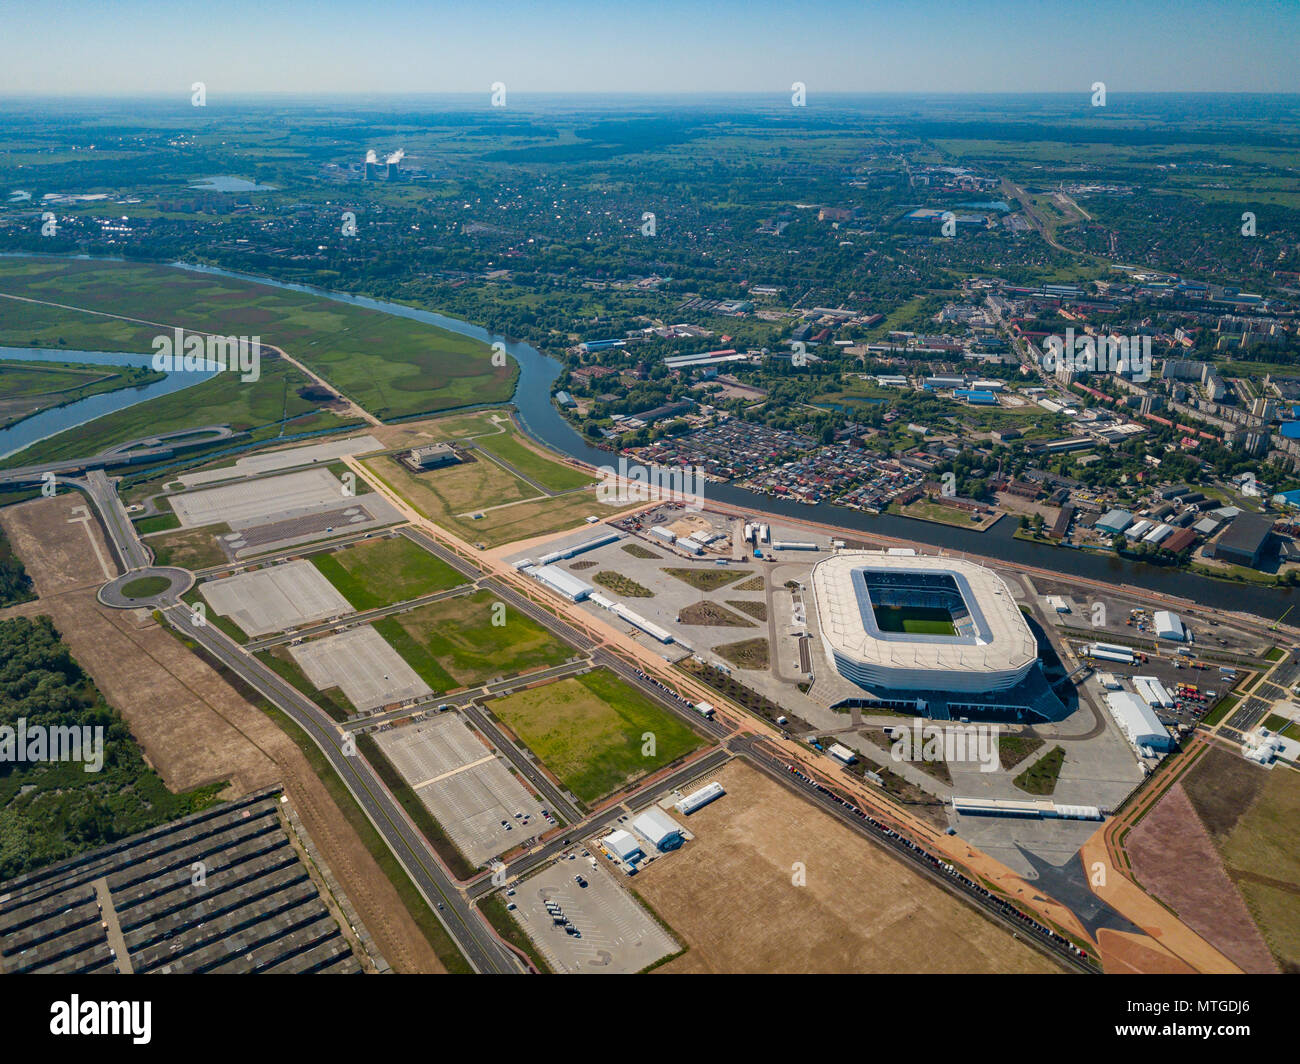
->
[4, 0, 1299, 96]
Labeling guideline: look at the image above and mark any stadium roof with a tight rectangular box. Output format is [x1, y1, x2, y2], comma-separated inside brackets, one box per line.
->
[811, 553, 1037, 677]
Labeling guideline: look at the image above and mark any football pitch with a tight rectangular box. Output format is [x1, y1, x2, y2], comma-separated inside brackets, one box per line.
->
[872, 605, 957, 636]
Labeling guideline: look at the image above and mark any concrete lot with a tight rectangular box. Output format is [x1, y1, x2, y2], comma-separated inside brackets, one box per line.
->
[373, 714, 548, 866]
[200, 560, 352, 636]
[509, 855, 678, 974]
[177, 434, 384, 487]
[290, 625, 432, 712]
[227, 495, 402, 557]
[171, 467, 346, 527]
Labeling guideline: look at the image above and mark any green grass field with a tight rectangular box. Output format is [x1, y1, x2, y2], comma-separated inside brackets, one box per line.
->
[1014, 746, 1066, 796]
[872, 605, 957, 636]
[489, 669, 704, 804]
[663, 567, 752, 592]
[362, 452, 616, 548]
[472, 430, 595, 493]
[119, 575, 172, 598]
[373, 589, 574, 693]
[134, 511, 181, 534]
[150, 524, 231, 571]
[0, 354, 356, 468]
[0, 257, 515, 422]
[0, 359, 165, 429]
[309, 535, 466, 611]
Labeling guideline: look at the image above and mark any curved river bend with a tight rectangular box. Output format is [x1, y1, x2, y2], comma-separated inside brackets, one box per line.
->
[13, 256, 1298, 623]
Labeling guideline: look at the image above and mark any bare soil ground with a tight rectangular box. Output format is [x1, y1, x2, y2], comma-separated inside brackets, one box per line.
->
[634, 760, 1059, 974]
[1125, 782, 1277, 974]
[0, 494, 446, 973]
[1096, 929, 1196, 975]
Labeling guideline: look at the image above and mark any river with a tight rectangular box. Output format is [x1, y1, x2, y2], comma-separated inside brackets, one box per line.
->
[6, 255, 1296, 622]
[0, 346, 218, 461]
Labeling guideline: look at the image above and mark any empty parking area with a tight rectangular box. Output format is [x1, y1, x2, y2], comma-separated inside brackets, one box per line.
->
[289, 626, 433, 712]
[200, 560, 352, 637]
[227, 496, 402, 556]
[170, 467, 345, 528]
[509, 857, 678, 974]
[372, 715, 549, 865]
[177, 435, 384, 487]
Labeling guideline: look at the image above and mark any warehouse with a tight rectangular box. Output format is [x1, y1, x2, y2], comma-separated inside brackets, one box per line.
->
[1153, 610, 1185, 642]
[1096, 509, 1134, 535]
[601, 829, 644, 864]
[1211, 512, 1274, 569]
[828, 742, 857, 764]
[1133, 675, 1175, 709]
[631, 808, 685, 852]
[674, 781, 725, 816]
[1105, 691, 1173, 753]
[529, 564, 594, 602]
[1088, 642, 1134, 665]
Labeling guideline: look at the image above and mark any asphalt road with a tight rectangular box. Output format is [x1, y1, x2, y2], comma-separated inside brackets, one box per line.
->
[159, 600, 523, 975]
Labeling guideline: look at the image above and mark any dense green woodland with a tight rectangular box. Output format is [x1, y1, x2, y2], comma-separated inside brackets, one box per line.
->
[0, 528, 34, 607]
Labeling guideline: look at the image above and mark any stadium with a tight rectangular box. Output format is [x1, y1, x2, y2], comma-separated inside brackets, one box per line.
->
[810, 553, 1039, 698]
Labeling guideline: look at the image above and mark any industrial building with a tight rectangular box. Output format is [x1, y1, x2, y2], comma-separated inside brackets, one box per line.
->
[1211, 512, 1274, 569]
[1088, 642, 1134, 665]
[1096, 509, 1134, 536]
[1105, 691, 1174, 755]
[951, 796, 1102, 821]
[405, 442, 460, 470]
[828, 742, 857, 764]
[601, 829, 644, 864]
[674, 781, 725, 816]
[631, 808, 685, 852]
[527, 564, 593, 602]
[1153, 610, 1185, 642]
[1133, 675, 1175, 709]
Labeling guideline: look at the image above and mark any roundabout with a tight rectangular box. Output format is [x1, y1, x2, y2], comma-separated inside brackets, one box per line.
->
[98, 566, 194, 609]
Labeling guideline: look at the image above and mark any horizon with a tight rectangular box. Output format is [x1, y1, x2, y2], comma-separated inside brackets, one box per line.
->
[5, 0, 1299, 97]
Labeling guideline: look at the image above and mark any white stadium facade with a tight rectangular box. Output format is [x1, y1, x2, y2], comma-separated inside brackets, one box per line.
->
[810, 553, 1038, 697]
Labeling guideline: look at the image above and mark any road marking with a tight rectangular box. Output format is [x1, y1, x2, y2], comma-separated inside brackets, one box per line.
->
[68, 505, 113, 580]
[411, 754, 497, 790]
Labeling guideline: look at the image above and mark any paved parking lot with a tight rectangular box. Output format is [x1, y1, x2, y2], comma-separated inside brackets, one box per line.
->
[171, 467, 345, 527]
[509, 855, 679, 974]
[177, 435, 383, 487]
[372, 715, 549, 866]
[290, 626, 432, 712]
[200, 560, 352, 636]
